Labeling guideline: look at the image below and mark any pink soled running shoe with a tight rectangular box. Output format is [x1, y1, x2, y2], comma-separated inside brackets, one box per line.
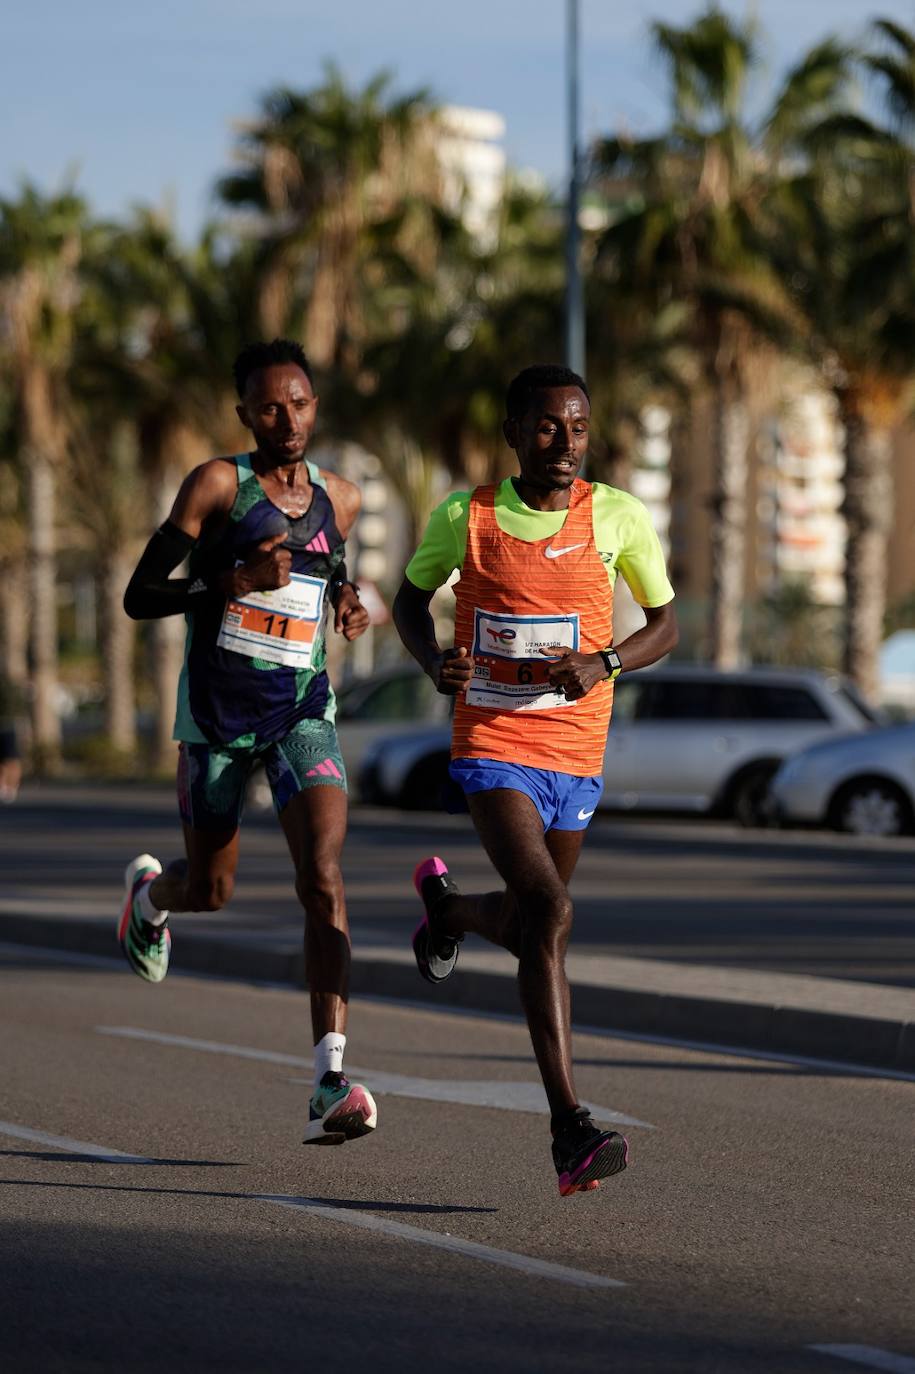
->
[551, 1107, 629, 1197]
[303, 1072, 378, 1146]
[412, 856, 462, 984]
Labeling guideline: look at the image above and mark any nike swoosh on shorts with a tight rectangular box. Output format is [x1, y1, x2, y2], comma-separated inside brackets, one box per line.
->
[577, 808, 595, 820]
[544, 542, 587, 559]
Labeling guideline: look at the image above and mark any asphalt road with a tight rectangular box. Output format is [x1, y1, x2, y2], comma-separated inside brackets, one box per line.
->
[2, 783, 914, 987]
[1, 946, 913, 1374]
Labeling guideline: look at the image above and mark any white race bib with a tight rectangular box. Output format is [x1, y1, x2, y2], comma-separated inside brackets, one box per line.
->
[217, 573, 326, 669]
[467, 609, 579, 712]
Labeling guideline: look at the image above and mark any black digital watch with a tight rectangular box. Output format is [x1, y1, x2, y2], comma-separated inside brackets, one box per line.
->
[599, 647, 623, 681]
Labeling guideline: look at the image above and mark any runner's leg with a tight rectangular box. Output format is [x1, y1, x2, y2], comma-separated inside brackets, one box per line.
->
[278, 783, 350, 1041]
[150, 824, 240, 912]
[278, 774, 377, 1144]
[459, 788, 582, 1117]
[436, 824, 584, 959]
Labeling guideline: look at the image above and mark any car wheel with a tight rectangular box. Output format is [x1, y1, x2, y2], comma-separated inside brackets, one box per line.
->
[398, 753, 451, 811]
[726, 762, 779, 828]
[828, 776, 915, 838]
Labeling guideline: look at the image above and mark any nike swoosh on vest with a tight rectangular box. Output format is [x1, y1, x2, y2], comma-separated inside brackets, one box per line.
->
[544, 542, 587, 559]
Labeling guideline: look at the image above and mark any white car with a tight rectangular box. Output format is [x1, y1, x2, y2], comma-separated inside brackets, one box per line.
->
[359, 665, 878, 824]
[770, 723, 915, 837]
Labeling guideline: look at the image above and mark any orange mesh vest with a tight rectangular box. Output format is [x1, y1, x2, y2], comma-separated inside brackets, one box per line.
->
[451, 480, 614, 776]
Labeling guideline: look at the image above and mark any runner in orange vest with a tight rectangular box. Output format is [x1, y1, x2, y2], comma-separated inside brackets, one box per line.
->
[393, 365, 678, 1196]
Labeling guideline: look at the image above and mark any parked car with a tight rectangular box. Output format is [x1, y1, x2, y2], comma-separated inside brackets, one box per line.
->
[769, 722, 915, 837]
[335, 665, 451, 794]
[358, 665, 879, 822]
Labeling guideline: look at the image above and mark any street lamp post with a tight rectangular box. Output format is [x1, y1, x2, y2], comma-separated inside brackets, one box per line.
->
[564, 0, 585, 380]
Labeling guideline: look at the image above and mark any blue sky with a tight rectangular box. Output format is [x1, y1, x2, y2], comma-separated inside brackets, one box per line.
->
[4, 1, 912, 239]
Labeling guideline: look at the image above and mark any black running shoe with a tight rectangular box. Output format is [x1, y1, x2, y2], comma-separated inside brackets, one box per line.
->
[551, 1107, 629, 1197]
[412, 856, 462, 984]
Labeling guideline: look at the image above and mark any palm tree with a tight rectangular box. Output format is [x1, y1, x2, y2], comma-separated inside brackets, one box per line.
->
[79, 209, 226, 768]
[329, 178, 568, 550]
[770, 18, 915, 698]
[216, 66, 439, 369]
[593, 13, 848, 666]
[0, 182, 88, 767]
[0, 378, 28, 701]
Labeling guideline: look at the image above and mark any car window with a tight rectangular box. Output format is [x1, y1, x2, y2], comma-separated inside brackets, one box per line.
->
[341, 674, 444, 722]
[635, 680, 739, 720]
[739, 684, 829, 721]
[833, 682, 883, 724]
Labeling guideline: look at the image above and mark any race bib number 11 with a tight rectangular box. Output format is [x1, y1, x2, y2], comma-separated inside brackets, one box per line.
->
[217, 573, 326, 669]
[467, 609, 579, 712]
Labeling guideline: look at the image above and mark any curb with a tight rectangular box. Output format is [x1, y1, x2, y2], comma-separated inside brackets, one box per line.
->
[3, 914, 913, 1074]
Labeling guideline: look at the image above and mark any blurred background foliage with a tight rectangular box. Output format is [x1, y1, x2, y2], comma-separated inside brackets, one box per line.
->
[2, 11, 915, 775]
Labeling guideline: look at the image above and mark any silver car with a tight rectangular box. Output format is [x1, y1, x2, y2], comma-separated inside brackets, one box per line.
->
[358, 665, 877, 824]
[770, 722, 915, 837]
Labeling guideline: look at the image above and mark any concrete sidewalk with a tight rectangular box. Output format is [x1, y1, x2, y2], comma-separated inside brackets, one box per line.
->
[3, 906, 913, 1073]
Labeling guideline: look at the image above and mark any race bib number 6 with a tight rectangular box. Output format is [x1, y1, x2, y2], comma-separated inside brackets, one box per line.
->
[467, 609, 579, 712]
[217, 573, 326, 669]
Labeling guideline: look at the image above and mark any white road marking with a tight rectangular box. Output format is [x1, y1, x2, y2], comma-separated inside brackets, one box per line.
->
[286, 1068, 652, 1127]
[0, 1114, 624, 1292]
[258, 1194, 623, 1290]
[808, 1345, 915, 1373]
[7, 941, 912, 1086]
[95, 1025, 655, 1129]
[0, 1120, 154, 1164]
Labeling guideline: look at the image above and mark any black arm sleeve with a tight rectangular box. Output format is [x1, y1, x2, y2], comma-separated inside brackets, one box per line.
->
[123, 521, 222, 620]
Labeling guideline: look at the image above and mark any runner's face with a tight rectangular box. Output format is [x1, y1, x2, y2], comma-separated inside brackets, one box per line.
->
[236, 363, 318, 464]
[506, 387, 590, 493]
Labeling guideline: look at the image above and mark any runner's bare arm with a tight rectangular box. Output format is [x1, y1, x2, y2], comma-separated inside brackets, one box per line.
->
[392, 577, 474, 695]
[124, 459, 290, 619]
[545, 601, 679, 699]
[322, 471, 370, 641]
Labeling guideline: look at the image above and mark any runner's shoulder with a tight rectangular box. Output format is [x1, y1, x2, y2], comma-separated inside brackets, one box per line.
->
[176, 457, 238, 516]
[433, 490, 472, 523]
[589, 481, 656, 525]
[320, 469, 361, 534]
[588, 480, 647, 512]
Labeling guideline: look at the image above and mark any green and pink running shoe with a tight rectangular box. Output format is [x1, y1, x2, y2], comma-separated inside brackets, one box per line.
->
[303, 1072, 378, 1146]
[551, 1108, 629, 1197]
[412, 856, 462, 984]
[118, 854, 170, 984]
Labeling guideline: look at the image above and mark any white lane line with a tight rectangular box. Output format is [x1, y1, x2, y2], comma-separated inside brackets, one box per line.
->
[96, 1025, 655, 1129]
[286, 1069, 651, 1128]
[808, 1346, 915, 1373]
[0, 1120, 154, 1164]
[258, 1194, 623, 1290]
[97, 1026, 310, 1068]
[7, 941, 914, 1086]
[0, 1116, 624, 1292]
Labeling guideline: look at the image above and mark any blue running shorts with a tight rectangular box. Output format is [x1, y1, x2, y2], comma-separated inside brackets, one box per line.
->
[448, 757, 603, 832]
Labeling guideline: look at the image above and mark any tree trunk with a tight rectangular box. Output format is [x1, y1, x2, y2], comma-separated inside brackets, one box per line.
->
[27, 451, 61, 767]
[707, 389, 749, 668]
[839, 405, 892, 702]
[99, 548, 137, 754]
[0, 563, 29, 690]
[139, 419, 198, 775]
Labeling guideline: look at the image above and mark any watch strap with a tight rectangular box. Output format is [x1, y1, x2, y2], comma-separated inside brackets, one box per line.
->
[599, 648, 622, 681]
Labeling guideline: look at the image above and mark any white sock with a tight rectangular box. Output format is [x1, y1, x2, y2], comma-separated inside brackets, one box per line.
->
[138, 882, 168, 927]
[314, 1032, 346, 1087]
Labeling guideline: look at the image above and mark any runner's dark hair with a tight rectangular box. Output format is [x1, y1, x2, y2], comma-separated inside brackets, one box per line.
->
[233, 339, 314, 397]
[505, 364, 589, 420]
